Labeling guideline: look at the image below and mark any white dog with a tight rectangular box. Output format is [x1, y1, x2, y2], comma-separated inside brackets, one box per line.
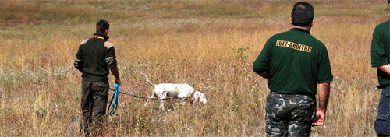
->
[141, 72, 207, 111]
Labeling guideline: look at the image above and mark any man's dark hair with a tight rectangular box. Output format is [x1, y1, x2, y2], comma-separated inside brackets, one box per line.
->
[96, 19, 109, 33]
[291, 2, 314, 27]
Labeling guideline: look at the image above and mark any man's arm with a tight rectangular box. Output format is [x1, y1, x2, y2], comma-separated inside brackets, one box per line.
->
[378, 64, 390, 75]
[253, 36, 274, 79]
[110, 66, 121, 85]
[74, 41, 87, 72]
[73, 58, 83, 72]
[313, 82, 330, 126]
[105, 43, 121, 85]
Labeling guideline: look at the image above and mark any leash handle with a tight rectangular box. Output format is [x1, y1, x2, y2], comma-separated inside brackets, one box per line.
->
[113, 84, 119, 111]
[375, 85, 390, 90]
[109, 84, 120, 115]
[114, 83, 120, 105]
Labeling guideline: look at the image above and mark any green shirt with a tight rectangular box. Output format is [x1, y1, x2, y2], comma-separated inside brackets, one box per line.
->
[75, 33, 117, 82]
[371, 20, 390, 86]
[253, 28, 333, 96]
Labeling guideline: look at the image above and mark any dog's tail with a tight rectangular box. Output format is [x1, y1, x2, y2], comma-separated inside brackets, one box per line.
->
[140, 72, 155, 86]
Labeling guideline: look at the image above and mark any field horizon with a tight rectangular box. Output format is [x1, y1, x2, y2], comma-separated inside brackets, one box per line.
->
[1, 0, 389, 136]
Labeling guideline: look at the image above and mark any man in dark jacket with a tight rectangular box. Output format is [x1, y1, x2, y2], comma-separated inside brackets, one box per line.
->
[253, 2, 333, 136]
[74, 19, 121, 136]
[371, 1, 390, 135]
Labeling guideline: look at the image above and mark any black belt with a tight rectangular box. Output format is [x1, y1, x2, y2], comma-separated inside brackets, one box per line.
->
[375, 84, 390, 90]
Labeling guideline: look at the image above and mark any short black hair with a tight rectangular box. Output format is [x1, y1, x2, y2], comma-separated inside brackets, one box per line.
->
[291, 2, 314, 27]
[96, 19, 109, 33]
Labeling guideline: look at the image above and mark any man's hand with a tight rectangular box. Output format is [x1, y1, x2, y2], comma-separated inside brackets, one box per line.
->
[115, 78, 121, 86]
[313, 109, 326, 126]
[378, 64, 390, 75]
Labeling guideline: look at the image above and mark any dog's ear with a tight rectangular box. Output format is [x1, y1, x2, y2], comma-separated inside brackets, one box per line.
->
[200, 93, 207, 104]
[192, 92, 201, 102]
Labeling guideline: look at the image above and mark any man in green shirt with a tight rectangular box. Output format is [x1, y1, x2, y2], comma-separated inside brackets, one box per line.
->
[371, 1, 390, 136]
[253, 2, 333, 136]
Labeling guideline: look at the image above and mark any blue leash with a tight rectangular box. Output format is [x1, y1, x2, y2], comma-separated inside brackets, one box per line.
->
[109, 88, 185, 100]
[107, 85, 185, 115]
[108, 83, 119, 115]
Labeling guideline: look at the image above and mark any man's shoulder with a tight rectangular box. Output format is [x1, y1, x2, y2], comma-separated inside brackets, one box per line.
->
[80, 37, 95, 45]
[80, 39, 88, 45]
[274, 30, 324, 45]
[104, 41, 114, 48]
[267, 31, 288, 41]
[273, 31, 289, 37]
[381, 19, 389, 26]
[375, 20, 389, 30]
[310, 36, 324, 46]
[272, 29, 309, 38]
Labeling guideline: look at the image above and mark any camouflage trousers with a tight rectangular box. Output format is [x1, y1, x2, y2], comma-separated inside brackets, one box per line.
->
[374, 86, 390, 136]
[265, 92, 316, 137]
[80, 81, 109, 136]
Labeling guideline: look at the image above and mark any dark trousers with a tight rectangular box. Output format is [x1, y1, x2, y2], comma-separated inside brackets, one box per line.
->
[375, 86, 390, 136]
[80, 81, 109, 136]
[265, 92, 316, 137]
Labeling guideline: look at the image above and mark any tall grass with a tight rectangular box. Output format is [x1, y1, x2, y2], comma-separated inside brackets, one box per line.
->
[0, 0, 389, 136]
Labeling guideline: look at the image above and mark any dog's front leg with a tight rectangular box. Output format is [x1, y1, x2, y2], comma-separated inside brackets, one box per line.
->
[144, 90, 156, 107]
[159, 100, 166, 111]
[157, 90, 167, 111]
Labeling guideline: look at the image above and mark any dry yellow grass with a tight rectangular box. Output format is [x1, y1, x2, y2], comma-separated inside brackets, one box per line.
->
[0, 0, 389, 136]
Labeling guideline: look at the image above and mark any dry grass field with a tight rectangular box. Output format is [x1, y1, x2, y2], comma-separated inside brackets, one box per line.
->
[0, 0, 389, 136]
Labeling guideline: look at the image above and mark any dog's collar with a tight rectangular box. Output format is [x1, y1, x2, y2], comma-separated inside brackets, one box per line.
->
[190, 90, 196, 99]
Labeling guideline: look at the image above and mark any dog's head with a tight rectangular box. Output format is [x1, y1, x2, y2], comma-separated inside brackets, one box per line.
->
[192, 91, 207, 104]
